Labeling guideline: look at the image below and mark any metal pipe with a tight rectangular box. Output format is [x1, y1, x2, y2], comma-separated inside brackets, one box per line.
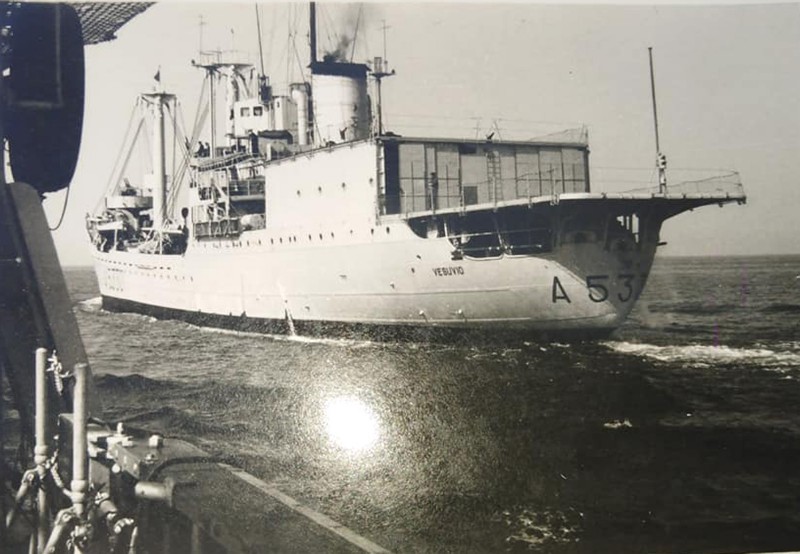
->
[71, 363, 88, 519]
[35, 347, 49, 553]
[134, 481, 172, 504]
[34, 349, 47, 456]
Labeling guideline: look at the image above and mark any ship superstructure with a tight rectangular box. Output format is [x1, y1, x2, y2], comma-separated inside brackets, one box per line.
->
[87, 7, 746, 339]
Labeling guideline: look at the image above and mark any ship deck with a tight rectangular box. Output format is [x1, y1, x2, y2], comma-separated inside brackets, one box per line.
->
[382, 184, 746, 221]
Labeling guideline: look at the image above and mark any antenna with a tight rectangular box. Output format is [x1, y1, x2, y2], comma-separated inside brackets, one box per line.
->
[198, 15, 206, 53]
[381, 20, 390, 61]
[648, 47, 667, 193]
[372, 19, 395, 136]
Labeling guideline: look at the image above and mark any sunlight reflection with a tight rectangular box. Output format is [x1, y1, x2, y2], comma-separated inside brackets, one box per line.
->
[323, 396, 381, 452]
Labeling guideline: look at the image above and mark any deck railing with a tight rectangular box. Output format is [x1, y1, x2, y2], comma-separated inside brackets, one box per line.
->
[621, 170, 744, 197]
[384, 169, 744, 217]
[193, 217, 241, 239]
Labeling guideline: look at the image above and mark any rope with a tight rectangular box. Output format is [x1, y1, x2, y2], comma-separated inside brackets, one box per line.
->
[93, 99, 141, 214]
[266, 3, 278, 74]
[167, 100, 205, 214]
[48, 181, 72, 231]
[291, 32, 306, 85]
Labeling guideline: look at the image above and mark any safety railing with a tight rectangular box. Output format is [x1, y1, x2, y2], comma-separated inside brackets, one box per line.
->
[592, 169, 744, 197]
[193, 217, 241, 239]
[228, 178, 265, 197]
[384, 115, 588, 144]
[195, 151, 260, 172]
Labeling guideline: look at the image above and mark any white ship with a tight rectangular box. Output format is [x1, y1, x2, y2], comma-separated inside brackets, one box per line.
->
[87, 8, 745, 340]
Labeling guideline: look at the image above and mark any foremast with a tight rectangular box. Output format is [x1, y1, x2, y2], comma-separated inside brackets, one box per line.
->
[140, 87, 175, 232]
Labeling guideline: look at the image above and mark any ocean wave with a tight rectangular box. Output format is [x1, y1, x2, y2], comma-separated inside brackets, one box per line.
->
[120, 312, 158, 324]
[494, 506, 582, 548]
[77, 296, 103, 312]
[274, 333, 378, 349]
[603, 419, 633, 429]
[603, 341, 800, 369]
[759, 303, 800, 314]
[643, 302, 741, 316]
[95, 372, 170, 391]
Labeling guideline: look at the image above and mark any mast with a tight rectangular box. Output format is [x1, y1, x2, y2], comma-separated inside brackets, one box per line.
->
[371, 57, 394, 136]
[648, 47, 667, 192]
[209, 69, 217, 156]
[309, 2, 317, 65]
[372, 22, 395, 136]
[141, 89, 175, 232]
[307, 2, 317, 143]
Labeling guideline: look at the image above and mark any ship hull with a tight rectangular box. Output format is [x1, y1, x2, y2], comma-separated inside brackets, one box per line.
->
[99, 295, 619, 341]
[92, 217, 659, 339]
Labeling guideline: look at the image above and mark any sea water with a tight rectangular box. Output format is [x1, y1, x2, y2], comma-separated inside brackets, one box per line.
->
[68, 255, 800, 553]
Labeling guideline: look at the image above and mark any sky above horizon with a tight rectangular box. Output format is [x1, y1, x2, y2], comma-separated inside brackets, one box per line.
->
[41, 2, 800, 265]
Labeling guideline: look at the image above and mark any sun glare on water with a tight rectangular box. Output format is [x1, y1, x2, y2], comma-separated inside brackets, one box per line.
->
[323, 396, 381, 452]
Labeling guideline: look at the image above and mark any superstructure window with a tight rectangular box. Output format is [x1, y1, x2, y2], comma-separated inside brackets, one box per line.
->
[389, 140, 589, 215]
[240, 107, 251, 117]
[253, 106, 263, 116]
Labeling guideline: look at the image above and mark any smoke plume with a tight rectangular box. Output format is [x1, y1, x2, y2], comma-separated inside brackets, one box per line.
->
[320, 4, 374, 64]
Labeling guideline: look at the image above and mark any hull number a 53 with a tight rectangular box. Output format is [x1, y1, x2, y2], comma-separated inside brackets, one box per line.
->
[552, 274, 648, 304]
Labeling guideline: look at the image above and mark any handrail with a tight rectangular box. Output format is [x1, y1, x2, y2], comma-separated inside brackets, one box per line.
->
[196, 151, 260, 172]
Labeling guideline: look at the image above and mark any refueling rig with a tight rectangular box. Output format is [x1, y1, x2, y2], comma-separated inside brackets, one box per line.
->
[0, 4, 389, 552]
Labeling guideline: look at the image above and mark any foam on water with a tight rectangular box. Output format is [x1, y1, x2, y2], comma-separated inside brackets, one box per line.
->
[604, 340, 800, 369]
[77, 296, 103, 311]
[495, 507, 582, 549]
[190, 323, 378, 349]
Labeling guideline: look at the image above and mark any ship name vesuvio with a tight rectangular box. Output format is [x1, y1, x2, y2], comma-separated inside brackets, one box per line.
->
[432, 266, 465, 277]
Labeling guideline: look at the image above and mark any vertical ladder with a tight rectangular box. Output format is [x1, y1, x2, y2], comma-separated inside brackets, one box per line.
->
[486, 150, 502, 205]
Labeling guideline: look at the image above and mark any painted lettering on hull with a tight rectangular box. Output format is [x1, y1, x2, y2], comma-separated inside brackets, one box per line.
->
[552, 276, 571, 303]
[552, 273, 649, 303]
[433, 266, 465, 277]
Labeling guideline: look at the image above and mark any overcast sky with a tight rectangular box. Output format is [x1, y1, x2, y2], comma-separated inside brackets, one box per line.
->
[44, 2, 800, 266]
